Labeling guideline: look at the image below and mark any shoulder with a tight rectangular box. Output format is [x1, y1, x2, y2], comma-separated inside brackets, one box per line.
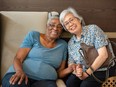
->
[27, 31, 40, 36]
[26, 31, 40, 38]
[88, 24, 102, 30]
[83, 24, 103, 33]
[88, 24, 97, 27]
[57, 39, 68, 46]
[84, 24, 98, 30]
[58, 39, 67, 44]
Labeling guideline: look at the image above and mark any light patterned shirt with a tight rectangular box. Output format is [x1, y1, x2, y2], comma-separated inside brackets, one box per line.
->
[68, 24, 109, 70]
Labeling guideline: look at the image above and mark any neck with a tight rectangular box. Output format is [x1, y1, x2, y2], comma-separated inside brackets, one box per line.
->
[44, 34, 55, 43]
[76, 28, 82, 40]
[76, 35, 81, 40]
[40, 34, 56, 48]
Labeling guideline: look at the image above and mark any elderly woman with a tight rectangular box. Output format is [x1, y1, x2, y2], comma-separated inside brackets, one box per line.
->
[2, 11, 74, 87]
[59, 7, 115, 87]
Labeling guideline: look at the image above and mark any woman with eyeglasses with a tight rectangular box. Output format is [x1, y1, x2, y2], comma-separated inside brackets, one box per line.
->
[2, 11, 74, 87]
[59, 7, 115, 87]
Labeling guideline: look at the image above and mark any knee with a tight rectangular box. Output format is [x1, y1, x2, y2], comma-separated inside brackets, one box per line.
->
[80, 80, 101, 87]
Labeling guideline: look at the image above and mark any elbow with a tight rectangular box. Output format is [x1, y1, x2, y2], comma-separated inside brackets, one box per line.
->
[58, 71, 67, 79]
[99, 46, 109, 60]
[105, 54, 108, 59]
[105, 50, 108, 59]
[58, 72, 64, 78]
[102, 51, 108, 60]
[58, 73, 62, 79]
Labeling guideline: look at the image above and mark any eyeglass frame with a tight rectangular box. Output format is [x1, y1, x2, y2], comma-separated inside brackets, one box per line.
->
[63, 17, 82, 29]
[63, 17, 78, 27]
[48, 23, 63, 30]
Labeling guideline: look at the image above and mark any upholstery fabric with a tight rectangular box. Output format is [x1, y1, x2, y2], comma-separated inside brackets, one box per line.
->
[1, 12, 48, 78]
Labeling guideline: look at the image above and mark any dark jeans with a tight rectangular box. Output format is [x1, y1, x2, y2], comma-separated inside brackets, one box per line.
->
[2, 72, 57, 87]
[66, 64, 116, 87]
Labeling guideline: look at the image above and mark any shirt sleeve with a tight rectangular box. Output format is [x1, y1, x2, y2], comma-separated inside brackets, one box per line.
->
[93, 25, 108, 49]
[20, 31, 35, 48]
[68, 44, 76, 64]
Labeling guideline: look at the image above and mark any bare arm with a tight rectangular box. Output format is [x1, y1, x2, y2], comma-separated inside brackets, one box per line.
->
[13, 48, 31, 72]
[57, 60, 76, 78]
[86, 46, 108, 74]
[77, 46, 108, 80]
[10, 48, 31, 85]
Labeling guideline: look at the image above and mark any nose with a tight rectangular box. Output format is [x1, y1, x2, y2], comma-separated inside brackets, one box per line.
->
[53, 26, 58, 30]
[68, 21, 73, 26]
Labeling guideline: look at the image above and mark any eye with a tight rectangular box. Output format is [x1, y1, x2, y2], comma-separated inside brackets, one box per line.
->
[64, 17, 75, 27]
[70, 18, 74, 22]
[57, 25, 63, 29]
[64, 22, 69, 26]
[49, 24, 55, 28]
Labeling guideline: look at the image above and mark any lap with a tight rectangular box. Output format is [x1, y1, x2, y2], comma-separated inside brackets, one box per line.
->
[2, 73, 57, 87]
[66, 63, 116, 87]
[66, 74, 82, 87]
[31, 80, 57, 87]
[2, 72, 30, 87]
[66, 71, 106, 87]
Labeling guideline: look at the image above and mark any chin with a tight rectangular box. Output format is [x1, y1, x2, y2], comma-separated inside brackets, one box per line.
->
[51, 36, 59, 39]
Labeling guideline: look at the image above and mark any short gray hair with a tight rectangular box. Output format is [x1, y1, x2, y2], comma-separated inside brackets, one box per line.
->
[60, 7, 85, 30]
[47, 11, 59, 25]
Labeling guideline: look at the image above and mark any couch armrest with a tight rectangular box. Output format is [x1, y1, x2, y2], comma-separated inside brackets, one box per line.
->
[56, 79, 66, 87]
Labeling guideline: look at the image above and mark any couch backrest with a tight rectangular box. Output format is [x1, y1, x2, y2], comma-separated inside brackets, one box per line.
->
[0, 12, 48, 79]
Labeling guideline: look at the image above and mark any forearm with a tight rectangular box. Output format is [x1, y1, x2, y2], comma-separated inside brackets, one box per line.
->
[58, 67, 73, 78]
[13, 48, 30, 73]
[86, 46, 108, 75]
[13, 58, 24, 72]
[86, 55, 108, 75]
[76, 57, 108, 80]
[10, 57, 28, 85]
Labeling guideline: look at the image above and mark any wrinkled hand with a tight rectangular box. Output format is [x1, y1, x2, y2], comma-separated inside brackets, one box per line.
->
[9, 70, 28, 85]
[78, 72, 88, 80]
[68, 64, 77, 72]
[75, 65, 83, 77]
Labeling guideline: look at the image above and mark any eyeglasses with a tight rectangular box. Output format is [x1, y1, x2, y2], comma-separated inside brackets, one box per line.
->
[64, 17, 76, 27]
[48, 23, 63, 29]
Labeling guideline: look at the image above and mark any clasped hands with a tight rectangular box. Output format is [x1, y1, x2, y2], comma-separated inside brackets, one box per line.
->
[69, 64, 89, 80]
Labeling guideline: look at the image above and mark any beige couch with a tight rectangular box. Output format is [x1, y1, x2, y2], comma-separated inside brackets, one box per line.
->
[0, 11, 67, 87]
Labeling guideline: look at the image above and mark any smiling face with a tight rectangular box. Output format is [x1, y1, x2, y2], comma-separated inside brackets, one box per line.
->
[63, 13, 82, 35]
[46, 18, 63, 39]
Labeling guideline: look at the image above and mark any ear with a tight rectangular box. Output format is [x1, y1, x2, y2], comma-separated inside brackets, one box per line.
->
[77, 18, 82, 25]
[77, 18, 81, 23]
[75, 17, 81, 23]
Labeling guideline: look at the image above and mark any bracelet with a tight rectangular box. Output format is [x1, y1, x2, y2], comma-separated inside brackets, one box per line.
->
[90, 66, 94, 73]
[85, 71, 90, 76]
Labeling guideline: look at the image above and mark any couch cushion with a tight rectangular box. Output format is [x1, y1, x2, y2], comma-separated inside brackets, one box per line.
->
[1, 11, 48, 79]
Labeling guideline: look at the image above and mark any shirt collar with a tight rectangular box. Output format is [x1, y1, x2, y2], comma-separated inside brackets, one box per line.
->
[81, 26, 88, 37]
